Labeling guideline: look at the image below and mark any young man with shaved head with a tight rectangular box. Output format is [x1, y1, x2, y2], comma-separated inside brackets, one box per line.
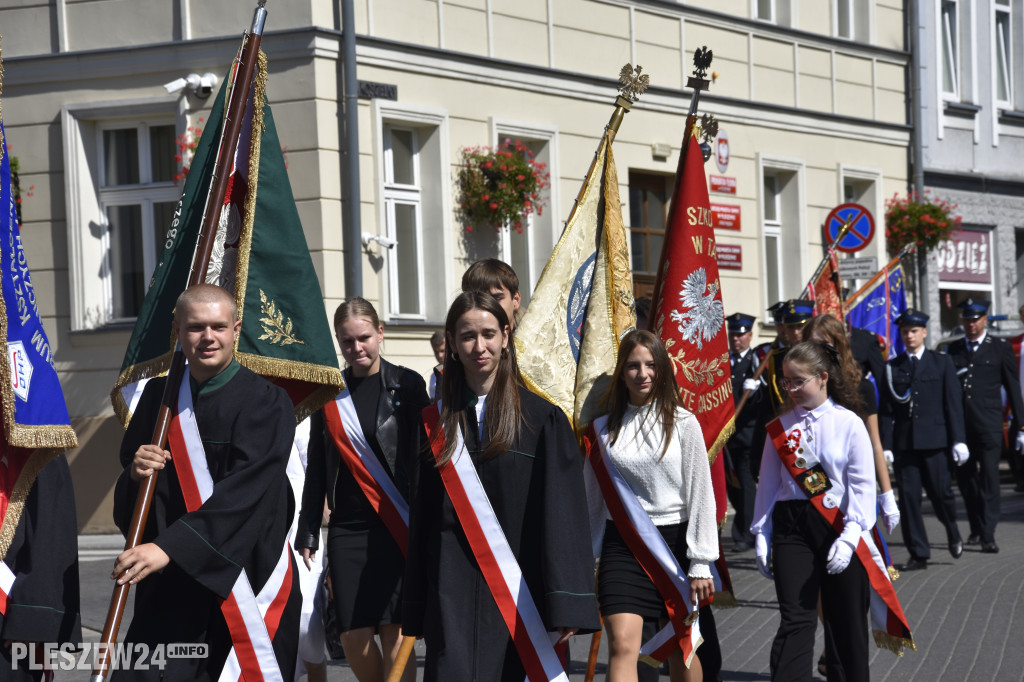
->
[112, 283, 301, 679]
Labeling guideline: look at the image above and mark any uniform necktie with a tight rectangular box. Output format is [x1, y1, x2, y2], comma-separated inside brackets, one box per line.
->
[910, 354, 918, 378]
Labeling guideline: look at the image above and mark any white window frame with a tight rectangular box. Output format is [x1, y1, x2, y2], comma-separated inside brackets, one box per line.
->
[61, 98, 182, 330]
[762, 174, 783, 312]
[382, 125, 427, 320]
[97, 121, 179, 323]
[752, 0, 792, 26]
[372, 101, 453, 324]
[940, 0, 961, 100]
[489, 118, 560, 303]
[837, 165, 884, 274]
[757, 154, 807, 316]
[994, 0, 1013, 109]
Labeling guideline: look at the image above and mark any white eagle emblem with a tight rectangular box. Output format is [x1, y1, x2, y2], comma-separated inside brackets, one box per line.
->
[669, 268, 724, 350]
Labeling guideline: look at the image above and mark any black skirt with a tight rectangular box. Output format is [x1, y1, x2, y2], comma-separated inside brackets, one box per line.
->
[598, 520, 690, 620]
[326, 519, 405, 632]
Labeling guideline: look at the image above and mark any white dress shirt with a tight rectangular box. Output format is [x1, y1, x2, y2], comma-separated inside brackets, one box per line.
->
[750, 398, 876, 539]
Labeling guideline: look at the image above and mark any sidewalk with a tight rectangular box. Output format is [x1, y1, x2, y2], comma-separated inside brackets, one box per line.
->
[76, 484, 1024, 680]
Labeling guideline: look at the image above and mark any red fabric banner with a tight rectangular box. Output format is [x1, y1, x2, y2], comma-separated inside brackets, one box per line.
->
[810, 249, 843, 318]
[650, 129, 735, 469]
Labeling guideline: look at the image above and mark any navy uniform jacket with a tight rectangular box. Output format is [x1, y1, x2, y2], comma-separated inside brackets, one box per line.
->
[881, 349, 965, 451]
[946, 335, 1024, 436]
[727, 349, 762, 452]
[850, 326, 886, 382]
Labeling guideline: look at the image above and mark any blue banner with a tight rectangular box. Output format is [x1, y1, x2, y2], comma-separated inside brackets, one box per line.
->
[846, 264, 908, 359]
[0, 122, 76, 448]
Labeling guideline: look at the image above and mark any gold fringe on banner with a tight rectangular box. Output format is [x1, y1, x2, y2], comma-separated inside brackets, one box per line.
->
[232, 49, 268, 331]
[110, 351, 175, 428]
[0, 448, 60, 562]
[873, 629, 916, 657]
[711, 591, 738, 608]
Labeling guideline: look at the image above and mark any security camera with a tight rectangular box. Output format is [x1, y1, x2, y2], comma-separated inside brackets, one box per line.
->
[163, 72, 219, 98]
[361, 233, 398, 250]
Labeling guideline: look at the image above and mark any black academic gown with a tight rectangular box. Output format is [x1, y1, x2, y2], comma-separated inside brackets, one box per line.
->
[403, 386, 600, 681]
[0, 454, 81, 681]
[113, 362, 301, 681]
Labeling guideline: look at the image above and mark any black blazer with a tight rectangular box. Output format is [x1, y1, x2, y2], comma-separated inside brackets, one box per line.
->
[727, 348, 762, 452]
[947, 334, 1024, 436]
[881, 349, 965, 451]
[296, 358, 429, 550]
[850, 326, 886, 383]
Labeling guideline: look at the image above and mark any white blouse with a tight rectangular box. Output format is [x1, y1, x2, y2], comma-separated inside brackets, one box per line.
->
[750, 398, 876, 542]
[585, 404, 719, 579]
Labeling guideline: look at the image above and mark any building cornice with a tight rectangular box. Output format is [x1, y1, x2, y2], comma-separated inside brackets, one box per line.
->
[924, 170, 1024, 196]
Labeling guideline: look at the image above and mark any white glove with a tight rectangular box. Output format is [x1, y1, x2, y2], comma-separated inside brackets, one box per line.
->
[878, 490, 900, 534]
[952, 442, 970, 466]
[743, 378, 760, 393]
[754, 533, 773, 579]
[826, 538, 855, 575]
[883, 450, 894, 464]
[1016, 432, 1024, 453]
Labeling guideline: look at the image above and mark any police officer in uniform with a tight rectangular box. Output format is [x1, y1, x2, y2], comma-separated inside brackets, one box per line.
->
[724, 313, 762, 551]
[946, 298, 1024, 553]
[881, 309, 966, 570]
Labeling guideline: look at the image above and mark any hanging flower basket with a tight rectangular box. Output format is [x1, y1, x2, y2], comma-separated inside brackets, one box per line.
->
[885, 190, 961, 255]
[456, 139, 550, 234]
[174, 118, 205, 184]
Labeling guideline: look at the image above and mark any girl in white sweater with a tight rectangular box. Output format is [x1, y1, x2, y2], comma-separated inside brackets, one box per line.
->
[586, 330, 718, 682]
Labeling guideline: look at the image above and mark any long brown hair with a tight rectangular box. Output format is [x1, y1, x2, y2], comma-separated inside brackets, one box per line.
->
[801, 314, 865, 416]
[783, 341, 863, 416]
[434, 291, 522, 465]
[602, 330, 679, 459]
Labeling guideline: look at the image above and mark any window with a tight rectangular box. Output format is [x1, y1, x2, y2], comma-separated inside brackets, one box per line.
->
[99, 123, 179, 320]
[382, 125, 426, 318]
[62, 103, 181, 330]
[627, 171, 672, 298]
[835, 0, 870, 42]
[754, 0, 791, 26]
[941, 0, 960, 98]
[759, 159, 804, 314]
[373, 102, 452, 323]
[995, 0, 1012, 107]
[489, 122, 559, 305]
[762, 174, 783, 308]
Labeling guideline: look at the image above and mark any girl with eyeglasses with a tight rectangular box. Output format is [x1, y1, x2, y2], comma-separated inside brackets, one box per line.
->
[750, 341, 876, 682]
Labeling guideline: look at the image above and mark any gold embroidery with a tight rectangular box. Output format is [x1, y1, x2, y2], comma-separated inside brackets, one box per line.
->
[258, 289, 306, 347]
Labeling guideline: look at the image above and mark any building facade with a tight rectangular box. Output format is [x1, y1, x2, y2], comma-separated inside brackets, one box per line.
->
[0, 0, 908, 531]
[914, 0, 1024, 336]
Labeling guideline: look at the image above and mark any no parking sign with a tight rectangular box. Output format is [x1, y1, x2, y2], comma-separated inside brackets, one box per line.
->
[823, 203, 874, 253]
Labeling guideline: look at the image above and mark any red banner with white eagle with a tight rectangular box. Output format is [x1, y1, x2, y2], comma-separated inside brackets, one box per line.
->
[650, 126, 736, 604]
[650, 128, 735, 462]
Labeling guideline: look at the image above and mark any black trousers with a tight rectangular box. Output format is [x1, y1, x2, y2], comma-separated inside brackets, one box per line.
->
[956, 431, 1002, 542]
[894, 448, 961, 559]
[770, 501, 870, 682]
[726, 445, 757, 545]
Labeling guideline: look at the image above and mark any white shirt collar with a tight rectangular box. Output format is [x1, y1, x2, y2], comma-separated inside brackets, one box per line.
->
[794, 397, 834, 424]
[908, 347, 925, 361]
[969, 332, 987, 347]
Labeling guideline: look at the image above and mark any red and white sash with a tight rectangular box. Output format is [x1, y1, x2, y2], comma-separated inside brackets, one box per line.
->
[585, 417, 702, 667]
[0, 561, 14, 616]
[422, 404, 568, 682]
[323, 390, 409, 553]
[168, 371, 295, 682]
[766, 415, 915, 655]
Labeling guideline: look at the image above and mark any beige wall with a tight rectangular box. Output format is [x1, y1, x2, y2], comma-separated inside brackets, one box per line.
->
[0, 0, 908, 531]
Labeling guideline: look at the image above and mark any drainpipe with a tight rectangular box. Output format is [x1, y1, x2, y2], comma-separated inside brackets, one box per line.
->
[341, 0, 363, 297]
[907, 0, 925, 311]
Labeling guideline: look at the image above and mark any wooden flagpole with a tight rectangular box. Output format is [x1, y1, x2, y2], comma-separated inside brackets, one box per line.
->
[91, 3, 269, 679]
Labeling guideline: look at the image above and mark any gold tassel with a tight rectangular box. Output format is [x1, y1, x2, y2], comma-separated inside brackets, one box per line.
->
[887, 565, 900, 581]
[0, 449, 60, 562]
[711, 591, 739, 609]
